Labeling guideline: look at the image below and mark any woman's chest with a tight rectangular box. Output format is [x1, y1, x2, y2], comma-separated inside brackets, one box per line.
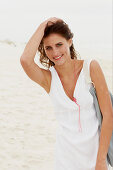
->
[49, 70, 94, 110]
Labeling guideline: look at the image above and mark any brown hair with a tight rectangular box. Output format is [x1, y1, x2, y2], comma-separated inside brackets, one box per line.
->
[38, 20, 79, 68]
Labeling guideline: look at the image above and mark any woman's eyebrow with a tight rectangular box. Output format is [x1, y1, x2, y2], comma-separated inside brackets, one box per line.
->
[45, 42, 62, 48]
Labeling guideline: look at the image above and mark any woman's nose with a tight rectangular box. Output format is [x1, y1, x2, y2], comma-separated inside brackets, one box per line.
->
[52, 48, 59, 56]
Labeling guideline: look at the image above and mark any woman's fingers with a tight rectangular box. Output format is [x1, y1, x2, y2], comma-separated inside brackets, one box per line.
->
[40, 17, 63, 28]
[47, 17, 62, 22]
[46, 17, 63, 26]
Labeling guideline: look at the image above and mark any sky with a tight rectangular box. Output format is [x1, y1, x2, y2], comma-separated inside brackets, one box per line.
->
[0, 0, 112, 59]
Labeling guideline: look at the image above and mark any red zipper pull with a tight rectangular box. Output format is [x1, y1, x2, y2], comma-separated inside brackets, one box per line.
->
[73, 97, 82, 132]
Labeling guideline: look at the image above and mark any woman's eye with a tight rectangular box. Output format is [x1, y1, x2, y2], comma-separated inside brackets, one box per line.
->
[46, 47, 51, 50]
[46, 44, 62, 50]
[57, 44, 62, 46]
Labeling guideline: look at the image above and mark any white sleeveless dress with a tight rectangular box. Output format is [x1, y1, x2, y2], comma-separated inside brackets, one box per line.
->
[48, 59, 108, 170]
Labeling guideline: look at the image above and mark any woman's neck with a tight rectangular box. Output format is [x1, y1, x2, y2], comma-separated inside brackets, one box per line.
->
[54, 59, 78, 79]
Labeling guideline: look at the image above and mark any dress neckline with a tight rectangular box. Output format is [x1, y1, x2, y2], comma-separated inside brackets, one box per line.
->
[53, 60, 84, 103]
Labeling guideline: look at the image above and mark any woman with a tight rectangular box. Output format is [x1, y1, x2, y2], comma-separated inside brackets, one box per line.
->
[20, 17, 113, 170]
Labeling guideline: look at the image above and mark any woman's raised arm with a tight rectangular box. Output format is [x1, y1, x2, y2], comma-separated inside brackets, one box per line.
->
[20, 17, 61, 92]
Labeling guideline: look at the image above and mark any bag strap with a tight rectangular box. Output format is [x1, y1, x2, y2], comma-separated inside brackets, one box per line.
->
[83, 59, 95, 88]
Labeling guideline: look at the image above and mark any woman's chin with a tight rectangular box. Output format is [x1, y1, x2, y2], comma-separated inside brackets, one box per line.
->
[54, 59, 66, 66]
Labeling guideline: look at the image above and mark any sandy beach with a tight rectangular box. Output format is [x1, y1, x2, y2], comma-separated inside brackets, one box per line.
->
[0, 42, 112, 170]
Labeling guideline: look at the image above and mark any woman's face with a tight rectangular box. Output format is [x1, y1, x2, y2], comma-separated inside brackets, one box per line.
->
[43, 33, 72, 66]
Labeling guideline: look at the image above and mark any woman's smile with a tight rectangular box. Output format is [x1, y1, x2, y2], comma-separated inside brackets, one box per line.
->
[53, 54, 64, 60]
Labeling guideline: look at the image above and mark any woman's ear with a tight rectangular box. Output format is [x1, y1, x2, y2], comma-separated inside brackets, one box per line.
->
[68, 39, 73, 47]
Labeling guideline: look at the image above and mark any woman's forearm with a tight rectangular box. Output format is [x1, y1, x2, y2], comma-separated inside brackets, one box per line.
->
[96, 113, 113, 162]
[20, 22, 46, 65]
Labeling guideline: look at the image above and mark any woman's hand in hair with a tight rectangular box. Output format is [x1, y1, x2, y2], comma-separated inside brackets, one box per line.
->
[41, 17, 63, 27]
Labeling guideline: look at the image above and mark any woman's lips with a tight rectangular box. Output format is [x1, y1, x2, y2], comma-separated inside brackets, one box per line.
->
[54, 54, 63, 60]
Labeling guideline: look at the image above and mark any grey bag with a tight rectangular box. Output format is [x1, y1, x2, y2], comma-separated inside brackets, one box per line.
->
[83, 59, 113, 167]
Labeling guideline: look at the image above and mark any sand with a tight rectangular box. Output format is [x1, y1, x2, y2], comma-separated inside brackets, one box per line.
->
[0, 42, 112, 170]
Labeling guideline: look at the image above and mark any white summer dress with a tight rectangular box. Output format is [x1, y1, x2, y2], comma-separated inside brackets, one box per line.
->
[48, 58, 109, 170]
